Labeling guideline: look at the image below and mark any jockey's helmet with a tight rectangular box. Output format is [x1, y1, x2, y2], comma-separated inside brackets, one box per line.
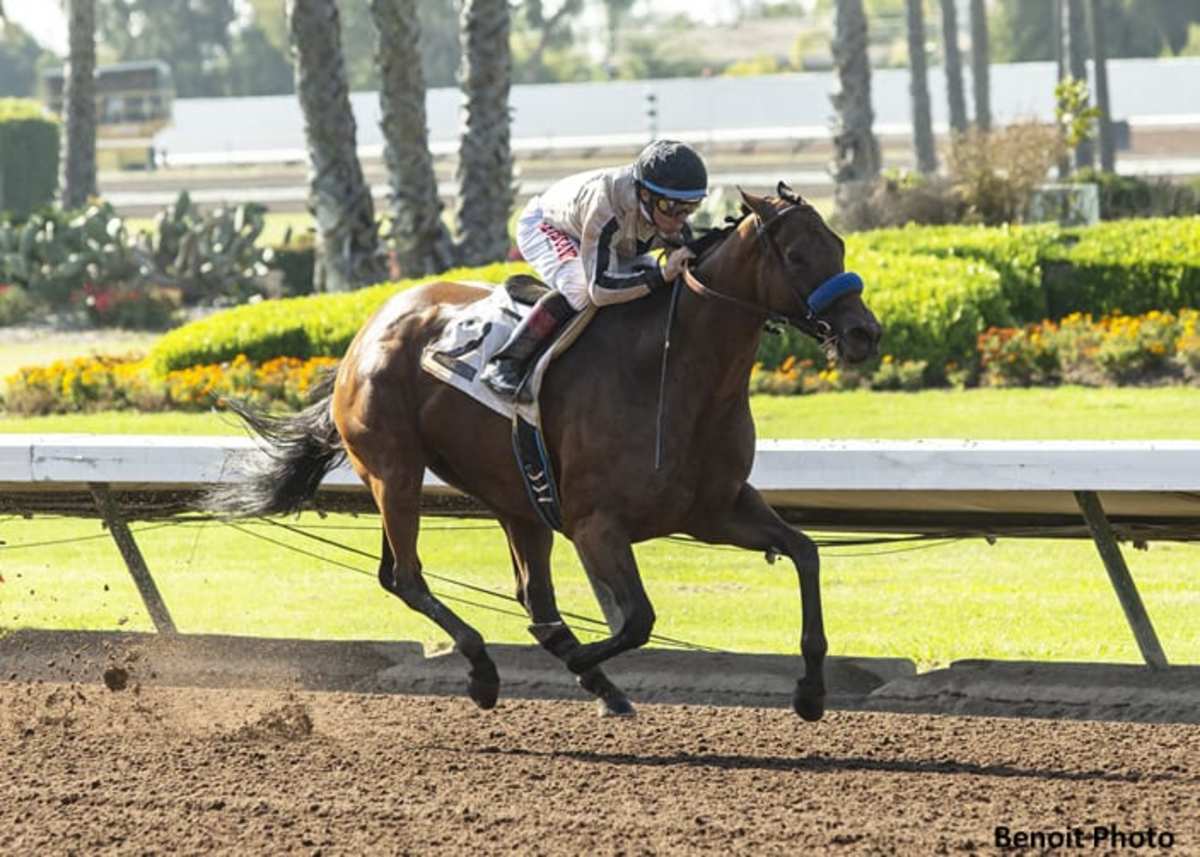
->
[634, 140, 708, 204]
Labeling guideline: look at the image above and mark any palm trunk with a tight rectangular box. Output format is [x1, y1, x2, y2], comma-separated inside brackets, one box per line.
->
[969, 0, 991, 131]
[1088, 0, 1115, 172]
[370, 0, 456, 276]
[61, 0, 97, 210]
[830, 0, 880, 221]
[905, 0, 937, 173]
[287, 0, 386, 292]
[455, 0, 514, 266]
[939, 0, 967, 134]
[1067, 0, 1094, 169]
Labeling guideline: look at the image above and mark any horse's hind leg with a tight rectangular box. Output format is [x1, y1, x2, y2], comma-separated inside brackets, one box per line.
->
[373, 476, 500, 709]
[503, 518, 634, 717]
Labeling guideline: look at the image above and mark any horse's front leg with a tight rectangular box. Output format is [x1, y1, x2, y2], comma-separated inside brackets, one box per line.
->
[562, 514, 656, 675]
[693, 483, 826, 721]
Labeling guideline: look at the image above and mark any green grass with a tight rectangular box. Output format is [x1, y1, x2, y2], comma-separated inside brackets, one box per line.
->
[2, 513, 1196, 670]
[2, 386, 1197, 668]
[3, 386, 1199, 439]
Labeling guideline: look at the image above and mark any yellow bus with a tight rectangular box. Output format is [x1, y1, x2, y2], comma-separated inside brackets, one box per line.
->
[42, 60, 174, 171]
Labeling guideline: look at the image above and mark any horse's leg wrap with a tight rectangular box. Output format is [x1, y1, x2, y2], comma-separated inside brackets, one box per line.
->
[529, 621, 578, 659]
[529, 622, 633, 716]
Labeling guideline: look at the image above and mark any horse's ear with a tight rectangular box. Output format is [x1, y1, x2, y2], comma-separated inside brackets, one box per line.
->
[777, 181, 804, 205]
[738, 187, 775, 222]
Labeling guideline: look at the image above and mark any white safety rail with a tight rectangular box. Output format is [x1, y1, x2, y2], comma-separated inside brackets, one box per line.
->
[3, 435, 1197, 666]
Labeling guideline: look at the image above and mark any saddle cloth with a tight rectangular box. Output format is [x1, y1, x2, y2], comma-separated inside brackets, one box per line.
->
[419, 277, 594, 428]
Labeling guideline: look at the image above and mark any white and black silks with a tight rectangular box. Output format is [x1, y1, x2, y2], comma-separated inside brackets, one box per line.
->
[517, 164, 681, 312]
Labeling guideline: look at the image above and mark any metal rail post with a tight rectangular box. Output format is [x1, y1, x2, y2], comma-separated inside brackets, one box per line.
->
[1074, 490, 1167, 669]
[89, 482, 177, 634]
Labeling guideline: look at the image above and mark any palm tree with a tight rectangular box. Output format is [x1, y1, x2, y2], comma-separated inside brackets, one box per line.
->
[969, 0, 991, 131]
[830, 0, 880, 219]
[287, 0, 386, 292]
[60, 0, 97, 210]
[939, 0, 967, 134]
[370, 0, 455, 276]
[1088, 0, 1115, 172]
[1066, 0, 1094, 168]
[905, 0, 937, 174]
[455, 0, 513, 266]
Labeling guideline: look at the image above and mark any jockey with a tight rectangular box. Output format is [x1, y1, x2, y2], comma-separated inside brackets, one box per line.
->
[479, 139, 708, 400]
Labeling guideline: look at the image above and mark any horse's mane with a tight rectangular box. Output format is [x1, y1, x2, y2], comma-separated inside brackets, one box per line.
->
[684, 182, 816, 265]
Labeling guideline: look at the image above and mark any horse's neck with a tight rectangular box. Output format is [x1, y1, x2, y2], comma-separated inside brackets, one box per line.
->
[673, 227, 765, 396]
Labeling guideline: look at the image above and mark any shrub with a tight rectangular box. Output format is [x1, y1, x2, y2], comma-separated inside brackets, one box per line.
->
[835, 172, 967, 232]
[946, 122, 1065, 226]
[851, 222, 1059, 322]
[0, 99, 58, 221]
[1071, 169, 1200, 220]
[1039, 216, 1200, 317]
[147, 261, 530, 374]
[0, 283, 36, 326]
[264, 231, 317, 296]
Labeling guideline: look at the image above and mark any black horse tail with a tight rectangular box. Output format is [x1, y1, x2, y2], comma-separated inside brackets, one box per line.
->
[203, 368, 346, 518]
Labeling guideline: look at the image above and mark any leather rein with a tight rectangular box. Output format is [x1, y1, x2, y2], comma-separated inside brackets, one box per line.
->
[679, 202, 864, 347]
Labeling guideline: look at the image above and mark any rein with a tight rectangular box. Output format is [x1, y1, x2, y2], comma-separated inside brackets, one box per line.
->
[651, 192, 864, 470]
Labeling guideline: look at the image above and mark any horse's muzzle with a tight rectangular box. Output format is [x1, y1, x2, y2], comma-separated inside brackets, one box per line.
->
[838, 319, 882, 364]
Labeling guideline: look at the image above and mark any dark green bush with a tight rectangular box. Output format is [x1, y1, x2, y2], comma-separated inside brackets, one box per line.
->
[1071, 169, 1200, 220]
[0, 99, 59, 221]
[265, 233, 316, 297]
[1039, 217, 1200, 318]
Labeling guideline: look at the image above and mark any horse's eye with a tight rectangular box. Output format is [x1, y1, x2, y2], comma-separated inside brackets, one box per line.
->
[785, 250, 806, 267]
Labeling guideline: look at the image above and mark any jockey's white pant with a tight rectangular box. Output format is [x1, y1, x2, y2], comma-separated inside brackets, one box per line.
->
[515, 197, 591, 312]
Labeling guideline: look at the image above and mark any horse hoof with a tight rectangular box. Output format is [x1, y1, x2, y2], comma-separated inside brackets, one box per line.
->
[596, 695, 636, 718]
[468, 676, 500, 710]
[792, 686, 826, 722]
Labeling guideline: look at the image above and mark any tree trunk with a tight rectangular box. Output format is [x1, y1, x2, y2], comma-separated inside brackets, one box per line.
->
[455, 0, 513, 266]
[939, 0, 967, 134]
[905, 0, 937, 173]
[61, 0, 97, 210]
[830, 0, 880, 219]
[1066, 0, 1094, 169]
[1088, 0, 1113, 171]
[287, 0, 386, 292]
[370, 0, 456, 277]
[969, 0, 991, 131]
[1053, 0, 1070, 179]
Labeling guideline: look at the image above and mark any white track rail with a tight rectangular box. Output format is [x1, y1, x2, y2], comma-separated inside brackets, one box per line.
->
[2, 434, 1195, 666]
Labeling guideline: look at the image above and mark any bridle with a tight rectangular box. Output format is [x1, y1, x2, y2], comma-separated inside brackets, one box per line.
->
[653, 186, 866, 471]
[679, 190, 864, 350]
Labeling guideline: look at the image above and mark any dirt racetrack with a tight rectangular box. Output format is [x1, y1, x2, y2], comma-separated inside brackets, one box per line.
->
[3, 668, 1199, 856]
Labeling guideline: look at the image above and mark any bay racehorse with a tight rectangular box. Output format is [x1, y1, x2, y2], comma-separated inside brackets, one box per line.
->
[206, 185, 882, 720]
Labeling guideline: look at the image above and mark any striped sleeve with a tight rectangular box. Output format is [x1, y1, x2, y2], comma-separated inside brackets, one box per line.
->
[585, 218, 664, 306]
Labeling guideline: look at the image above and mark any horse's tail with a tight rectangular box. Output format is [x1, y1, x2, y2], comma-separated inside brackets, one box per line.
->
[203, 368, 346, 518]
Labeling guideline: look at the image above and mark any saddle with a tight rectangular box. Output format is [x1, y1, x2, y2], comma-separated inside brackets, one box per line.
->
[420, 275, 595, 531]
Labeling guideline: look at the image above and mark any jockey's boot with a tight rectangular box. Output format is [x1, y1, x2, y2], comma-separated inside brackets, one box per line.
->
[480, 290, 577, 400]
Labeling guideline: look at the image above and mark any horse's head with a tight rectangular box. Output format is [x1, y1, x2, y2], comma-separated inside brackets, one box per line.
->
[735, 184, 882, 364]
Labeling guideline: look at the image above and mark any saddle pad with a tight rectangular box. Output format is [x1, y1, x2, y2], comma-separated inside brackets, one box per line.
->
[419, 283, 593, 427]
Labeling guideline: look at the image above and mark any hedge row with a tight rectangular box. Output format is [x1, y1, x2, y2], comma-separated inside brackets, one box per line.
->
[147, 217, 1200, 383]
[148, 261, 529, 374]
